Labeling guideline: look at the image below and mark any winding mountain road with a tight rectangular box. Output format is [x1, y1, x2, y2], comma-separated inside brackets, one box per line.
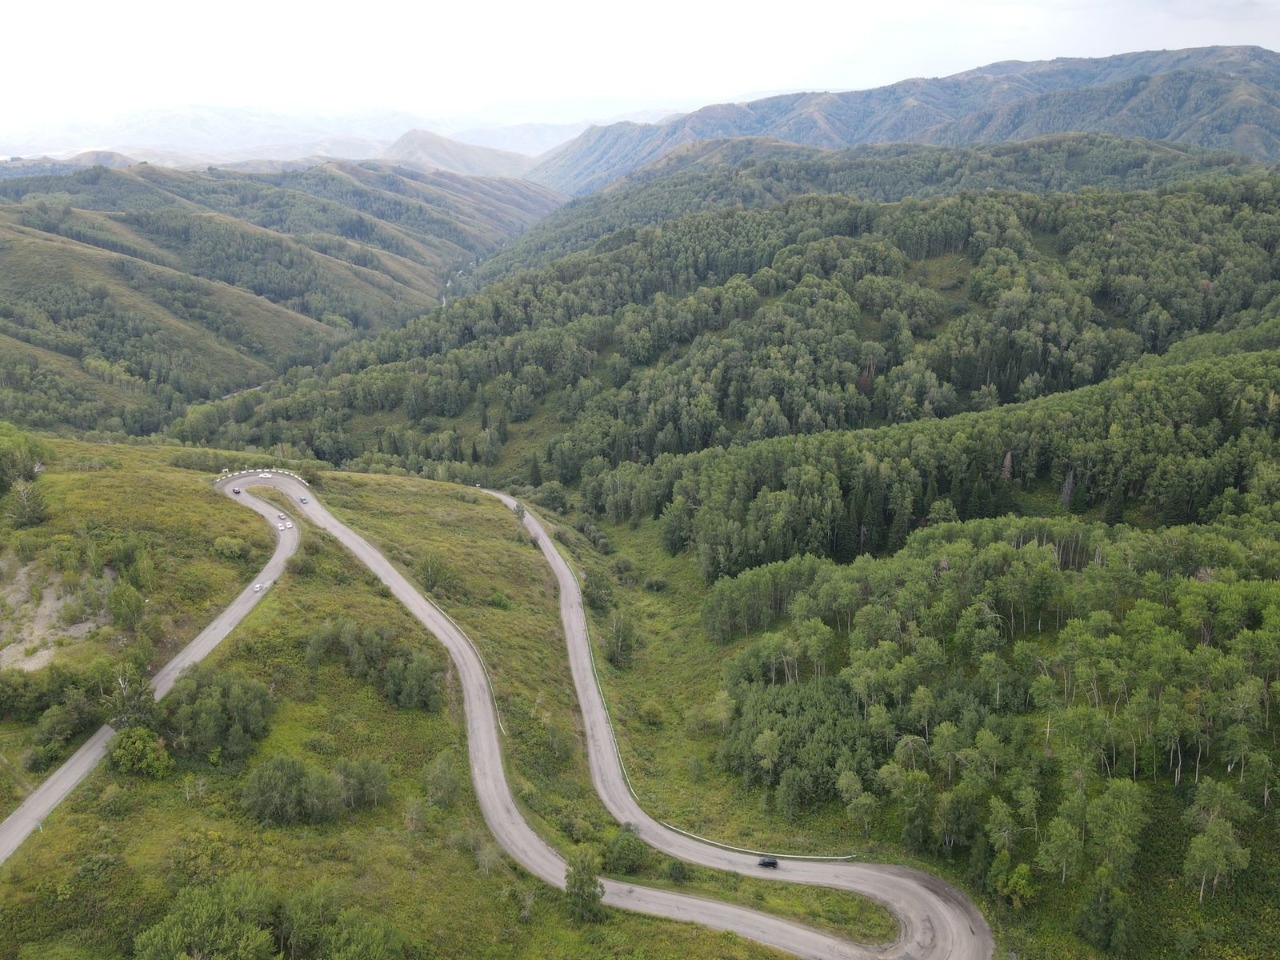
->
[0, 473, 992, 960]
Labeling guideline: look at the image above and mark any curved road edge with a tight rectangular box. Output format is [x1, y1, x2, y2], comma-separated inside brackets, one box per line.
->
[236, 476, 888, 960]
[0, 488, 298, 867]
[0, 473, 993, 960]
[489, 491, 995, 960]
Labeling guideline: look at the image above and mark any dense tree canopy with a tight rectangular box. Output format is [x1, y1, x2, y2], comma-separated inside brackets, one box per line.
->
[182, 170, 1280, 495]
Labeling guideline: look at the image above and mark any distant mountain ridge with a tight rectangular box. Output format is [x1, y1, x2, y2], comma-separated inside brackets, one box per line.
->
[0, 152, 139, 181]
[529, 45, 1280, 194]
[0, 106, 435, 161]
[449, 122, 591, 158]
[381, 129, 537, 177]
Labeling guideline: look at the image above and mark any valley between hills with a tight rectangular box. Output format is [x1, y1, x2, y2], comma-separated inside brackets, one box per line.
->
[2, 44, 1280, 960]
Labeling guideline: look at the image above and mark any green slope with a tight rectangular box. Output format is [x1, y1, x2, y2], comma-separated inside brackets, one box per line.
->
[0, 163, 565, 435]
[478, 132, 1259, 285]
[0, 432, 824, 960]
[184, 162, 1280, 487]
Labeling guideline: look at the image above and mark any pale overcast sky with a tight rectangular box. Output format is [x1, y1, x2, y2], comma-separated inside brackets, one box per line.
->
[7, 0, 1280, 137]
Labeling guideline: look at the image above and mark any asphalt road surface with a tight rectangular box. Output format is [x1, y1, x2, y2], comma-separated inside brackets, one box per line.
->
[0, 473, 993, 960]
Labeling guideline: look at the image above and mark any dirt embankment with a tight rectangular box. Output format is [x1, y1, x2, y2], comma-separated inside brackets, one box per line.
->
[0, 558, 108, 671]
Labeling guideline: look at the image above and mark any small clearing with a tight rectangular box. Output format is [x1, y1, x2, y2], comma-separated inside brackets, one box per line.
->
[0, 559, 106, 672]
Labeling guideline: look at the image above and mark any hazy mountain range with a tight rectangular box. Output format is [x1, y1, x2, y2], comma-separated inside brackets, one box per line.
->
[6, 45, 1278, 195]
[5, 44, 1280, 193]
[529, 45, 1280, 193]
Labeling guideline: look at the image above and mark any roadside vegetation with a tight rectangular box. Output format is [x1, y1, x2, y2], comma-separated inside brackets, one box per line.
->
[0, 435, 270, 817]
[316, 471, 897, 945]
[0, 439, 859, 959]
[547, 479, 1280, 960]
[5, 132, 1280, 960]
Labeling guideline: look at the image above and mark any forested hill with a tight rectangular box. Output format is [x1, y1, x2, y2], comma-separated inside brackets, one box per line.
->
[7, 106, 1280, 959]
[0, 162, 564, 434]
[179, 152, 1280, 472]
[475, 133, 1258, 286]
[529, 45, 1280, 194]
[158, 140, 1280, 958]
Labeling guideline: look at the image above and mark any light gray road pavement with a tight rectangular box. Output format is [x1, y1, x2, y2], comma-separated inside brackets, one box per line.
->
[1, 473, 993, 960]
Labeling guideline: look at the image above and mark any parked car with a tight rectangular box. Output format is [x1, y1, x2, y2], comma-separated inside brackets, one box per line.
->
[757, 856, 778, 868]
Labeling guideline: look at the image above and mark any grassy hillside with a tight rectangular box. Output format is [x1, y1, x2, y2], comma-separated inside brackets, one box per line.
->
[0, 163, 564, 437]
[0, 433, 890, 958]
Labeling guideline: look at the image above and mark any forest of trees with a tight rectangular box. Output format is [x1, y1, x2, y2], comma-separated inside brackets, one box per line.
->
[475, 133, 1259, 283]
[5, 132, 1280, 957]
[183, 168, 1280, 500]
[588, 348, 1280, 578]
[700, 507, 1279, 953]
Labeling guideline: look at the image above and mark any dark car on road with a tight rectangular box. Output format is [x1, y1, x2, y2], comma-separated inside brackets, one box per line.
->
[757, 856, 778, 868]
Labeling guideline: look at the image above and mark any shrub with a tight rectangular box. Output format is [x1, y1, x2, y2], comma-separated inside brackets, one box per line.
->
[334, 758, 390, 811]
[242, 755, 338, 825]
[666, 859, 691, 883]
[106, 582, 145, 631]
[109, 726, 173, 779]
[163, 664, 273, 765]
[415, 553, 463, 598]
[213, 536, 251, 562]
[421, 750, 461, 808]
[564, 849, 605, 923]
[5, 479, 48, 528]
[532, 481, 567, 513]
[582, 569, 614, 612]
[602, 827, 649, 875]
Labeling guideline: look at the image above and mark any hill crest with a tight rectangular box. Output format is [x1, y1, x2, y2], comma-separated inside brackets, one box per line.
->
[382, 129, 537, 178]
